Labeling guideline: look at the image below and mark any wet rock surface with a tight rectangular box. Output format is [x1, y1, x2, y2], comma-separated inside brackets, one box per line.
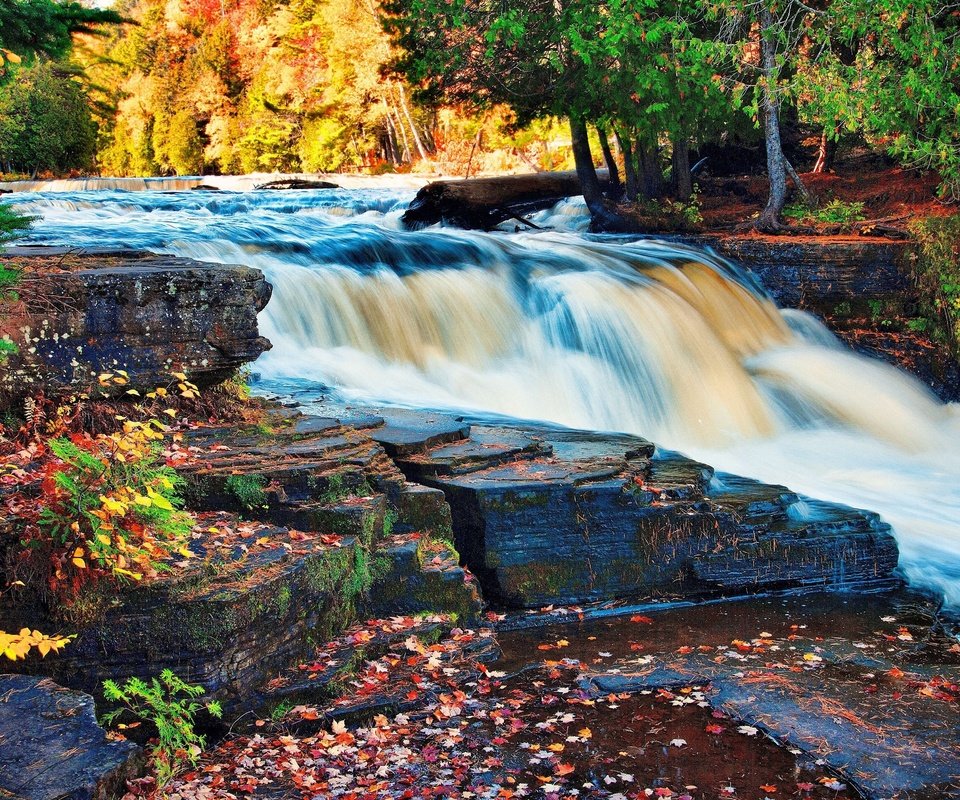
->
[0, 248, 271, 397]
[343, 406, 900, 608]
[497, 591, 960, 800]
[0, 674, 142, 800]
[157, 591, 959, 800]
[0, 404, 919, 796]
[690, 236, 912, 314]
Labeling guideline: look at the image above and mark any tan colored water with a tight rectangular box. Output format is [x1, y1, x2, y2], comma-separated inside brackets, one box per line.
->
[9, 182, 960, 604]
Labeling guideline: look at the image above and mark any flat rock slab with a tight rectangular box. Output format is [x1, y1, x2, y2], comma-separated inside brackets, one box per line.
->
[397, 428, 549, 479]
[0, 674, 141, 800]
[364, 409, 471, 457]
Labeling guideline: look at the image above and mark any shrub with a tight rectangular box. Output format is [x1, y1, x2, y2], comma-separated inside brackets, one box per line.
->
[102, 670, 222, 786]
[909, 216, 960, 354]
[0, 265, 20, 301]
[783, 198, 866, 230]
[627, 193, 703, 232]
[0, 204, 33, 242]
[4, 372, 198, 605]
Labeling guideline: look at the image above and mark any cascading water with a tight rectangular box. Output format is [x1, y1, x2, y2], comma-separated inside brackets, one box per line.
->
[9, 182, 960, 604]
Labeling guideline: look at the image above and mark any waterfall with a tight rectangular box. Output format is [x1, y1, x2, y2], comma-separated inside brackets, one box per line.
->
[10, 179, 960, 605]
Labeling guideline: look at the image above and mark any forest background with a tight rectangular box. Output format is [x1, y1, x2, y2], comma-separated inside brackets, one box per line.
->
[0, 0, 959, 229]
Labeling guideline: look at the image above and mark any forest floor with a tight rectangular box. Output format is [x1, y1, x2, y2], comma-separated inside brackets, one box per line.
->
[693, 157, 952, 238]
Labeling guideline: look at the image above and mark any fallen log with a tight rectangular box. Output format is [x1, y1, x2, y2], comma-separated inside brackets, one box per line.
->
[401, 170, 610, 230]
[256, 178, 339, 190]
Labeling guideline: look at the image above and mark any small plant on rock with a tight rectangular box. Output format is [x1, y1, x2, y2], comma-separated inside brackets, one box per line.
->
[102, 670, 222, 786]
[784, 198, 866, 230]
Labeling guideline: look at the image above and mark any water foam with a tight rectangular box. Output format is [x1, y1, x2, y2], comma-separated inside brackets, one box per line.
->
[12, 184, 960, 604]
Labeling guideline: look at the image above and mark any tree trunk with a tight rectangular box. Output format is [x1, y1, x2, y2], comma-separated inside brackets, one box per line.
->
[387, 103, 411, 163]
[812, 127, 837, 173]
[401, 169, 613, 229]
[756, 4, 788, 232]
[569, 117, 624, 230]
[784, 158, 812, 206]
[671, 134, 692, 201]
[614, 127, 639, 202]
[637, 142, 663, 200]
[569, 117, 603, 211]
[465, 128, 483, 179]
[383, 113, 398, 164]
[596, 125, 621, 198]
[398, 83, 428, 160]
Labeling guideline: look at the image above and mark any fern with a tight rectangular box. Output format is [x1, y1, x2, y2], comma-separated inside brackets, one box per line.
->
[102, 670, 222, 786]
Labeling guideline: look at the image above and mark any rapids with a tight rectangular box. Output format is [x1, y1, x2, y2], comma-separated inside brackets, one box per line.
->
[7, 181, 960, 605]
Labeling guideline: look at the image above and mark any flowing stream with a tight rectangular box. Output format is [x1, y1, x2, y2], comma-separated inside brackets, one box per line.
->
[8, 181, 960, 605]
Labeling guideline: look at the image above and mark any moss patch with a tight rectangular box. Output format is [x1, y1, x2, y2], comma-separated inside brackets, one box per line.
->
[225, 474, 267, 509]
[497, 560, 591, 605]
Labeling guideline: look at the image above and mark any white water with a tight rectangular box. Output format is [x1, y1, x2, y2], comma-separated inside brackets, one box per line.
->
[8, 182, 960, 605]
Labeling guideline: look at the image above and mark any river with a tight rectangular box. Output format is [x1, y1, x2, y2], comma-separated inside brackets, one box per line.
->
[6, 180, 960, 607]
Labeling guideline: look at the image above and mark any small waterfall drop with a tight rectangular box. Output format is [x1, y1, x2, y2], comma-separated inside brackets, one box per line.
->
[10, 180, 960, 605]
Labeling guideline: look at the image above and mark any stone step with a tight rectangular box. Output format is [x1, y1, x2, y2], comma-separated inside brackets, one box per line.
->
[180, 415, 406, 519]
[255, 616, 450, 715]
[364, 409, 471, 457]
[707, 473, 798, 518]
[767, 497, 887, 538]
[257, 619, 499, 734]
[397, 428, 551, 479]
[3, 516, 377, 714]
[363, 533, 484, 624]
[266, 495, 388, 546]
[0, 675, 142, 800]
[639, 451, 715, 500]
[395, 483, 455, 540]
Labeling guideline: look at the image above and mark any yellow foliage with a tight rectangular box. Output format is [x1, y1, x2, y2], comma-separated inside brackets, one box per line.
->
[0, 629, 72, 661]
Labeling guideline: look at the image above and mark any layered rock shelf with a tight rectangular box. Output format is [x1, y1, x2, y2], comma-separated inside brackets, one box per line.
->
[0, 248, 272, 397]
[1, 405, 901, 711]
[366, 411, 900, 607]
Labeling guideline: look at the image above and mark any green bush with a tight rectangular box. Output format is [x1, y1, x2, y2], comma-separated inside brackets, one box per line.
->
[0, 62, 96, 175]
[909, 216, 960, 354]
[102, 670, 222, 786]
[0, 205, 33, 242]
[783, 198, 866, 230]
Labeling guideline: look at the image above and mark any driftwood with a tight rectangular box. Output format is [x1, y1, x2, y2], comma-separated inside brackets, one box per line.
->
[255, 178, 339, 190]
[401, 170, 610, 230]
